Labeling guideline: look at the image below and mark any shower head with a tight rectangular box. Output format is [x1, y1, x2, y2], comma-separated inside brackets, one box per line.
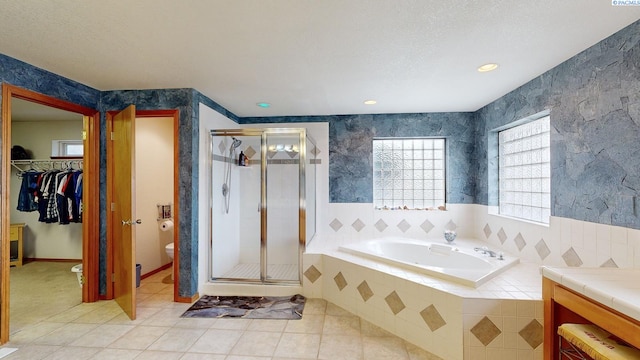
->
[230, 137, 242, 150]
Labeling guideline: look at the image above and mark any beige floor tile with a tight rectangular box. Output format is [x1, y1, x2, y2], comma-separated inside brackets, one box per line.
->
[71, 305, 123, 324]
[405, 342, 443, 360]
[108, 325, 170, 350]
[209, 318, 251, 330]
[284, 314, 324, 334]
[138, 282, 172, 294]
[107, 305, 163, 325]
[7, 322, 66, 344]
[148, 327, 206, 352]
[90, 348, 141, 360]
[137, 293, 175, 307]
[360, 320, 393, 337]
[173, 317, 217, 329]
[224, 356, 271, 360]
[317, 334, 363, 360]
[134, 350, 184, 359]
[141, 308, 185, 327]
[273, 332, 320, 359]
[325, 303, 354, 317]
[362, 336, 409, 360]
[179, 354, 226, 360]
[69, 324, 135, 347]
[188, 329, 243, 354]
[247, 319, 288, 332]
[42, 346, 101, 360]
[322, 314, 361, 336]
[302, 299, 327, 315]
[3, 344, 61, 360]
[32, 323, 98, 346]
[229, 331, 282, 357]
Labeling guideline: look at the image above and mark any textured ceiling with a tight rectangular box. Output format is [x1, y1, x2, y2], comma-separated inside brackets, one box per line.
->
[0, 1, 639, 117]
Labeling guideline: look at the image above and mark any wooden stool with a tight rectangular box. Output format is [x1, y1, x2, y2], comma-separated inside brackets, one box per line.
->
[558, 323, 640, 360]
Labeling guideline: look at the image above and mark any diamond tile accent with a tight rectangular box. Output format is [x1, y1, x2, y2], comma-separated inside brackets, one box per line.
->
[384, 291, 406, 315]
[357, 281, 374, 302]
[514, 232, 526, 251]
[286, 150, 298, 159]
[329, 218, 343, 232]
[497, 228, 507, 244]
[483, 224, 492, 239]
[352, 219, 366, 232]
[267, 150, 277, 159]
[397, 220, 411, 233]
[518, 319, 543, 349]
[217, 140, 226, 155]
[375, 219, 388, 232]
[535, 239, 551, 260]
[601, 258, 618, 268]
[333, 272, 347, 291]
[420, 305, 446, 332]
[562, 247, 583, 267]
[445, 220, 457, 231]
[420, 220, 434, 234]
[303, 265, 322, 283]
[244, 146, 257, 159]
[470, 316, 502, 346]
[311, 146, 321, 156]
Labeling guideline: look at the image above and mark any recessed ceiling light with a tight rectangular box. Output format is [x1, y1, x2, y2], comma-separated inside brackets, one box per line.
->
[477, 63, 499, 72]
[364, 100, 377, 105]
[256, 102, 271, 108]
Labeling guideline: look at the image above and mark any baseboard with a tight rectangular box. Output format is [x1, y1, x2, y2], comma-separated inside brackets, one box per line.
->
[176, 292, 199, 303]
[23, 258, 82, 263]
[140, 262, 172, 280]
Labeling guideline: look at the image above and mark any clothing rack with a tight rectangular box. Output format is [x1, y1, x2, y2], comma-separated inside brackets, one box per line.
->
[11, 159, 83, 174]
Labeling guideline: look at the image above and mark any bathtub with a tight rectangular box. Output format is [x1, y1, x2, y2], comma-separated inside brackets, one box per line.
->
[339, 238, 519, 287]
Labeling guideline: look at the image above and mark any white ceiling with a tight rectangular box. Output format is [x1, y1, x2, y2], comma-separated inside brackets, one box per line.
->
[1, 1, 639, 117]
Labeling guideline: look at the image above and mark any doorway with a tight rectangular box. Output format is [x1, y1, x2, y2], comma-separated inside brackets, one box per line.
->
[106, 108, 179, 320]
[0, 84, 100, 344]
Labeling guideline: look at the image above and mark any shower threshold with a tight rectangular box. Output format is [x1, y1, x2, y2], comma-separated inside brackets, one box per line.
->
[220, 263, 298, 281]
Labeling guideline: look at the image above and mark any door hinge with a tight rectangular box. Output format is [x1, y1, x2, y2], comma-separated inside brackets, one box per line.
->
[82, 131, 87, 140]
[110, 132, 115, 141]
[80, 274, 86, 285]
[111, 203, 115, 212]
[111, 273, 115, 283]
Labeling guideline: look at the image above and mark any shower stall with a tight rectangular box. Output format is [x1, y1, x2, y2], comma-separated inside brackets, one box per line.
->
[209, 128, 316, 285]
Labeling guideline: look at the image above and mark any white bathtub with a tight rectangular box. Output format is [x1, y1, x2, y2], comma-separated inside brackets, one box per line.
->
[339, 238, 519, 287]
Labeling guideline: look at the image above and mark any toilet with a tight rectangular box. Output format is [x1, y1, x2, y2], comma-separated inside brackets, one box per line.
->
[165, 243, 174, 280]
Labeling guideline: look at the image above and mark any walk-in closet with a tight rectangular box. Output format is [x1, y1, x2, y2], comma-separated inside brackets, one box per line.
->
[9, 98, 84, 333]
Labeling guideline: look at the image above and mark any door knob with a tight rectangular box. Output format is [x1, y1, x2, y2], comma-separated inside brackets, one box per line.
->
[122, 219, 143, 226]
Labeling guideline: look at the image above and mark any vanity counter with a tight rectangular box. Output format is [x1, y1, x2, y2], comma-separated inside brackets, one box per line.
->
[542, 266, 640, 360]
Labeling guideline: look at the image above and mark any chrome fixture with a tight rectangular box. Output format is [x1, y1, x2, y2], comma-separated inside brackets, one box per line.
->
[474, 246, 504, 260]
[222, 136, 242, 214]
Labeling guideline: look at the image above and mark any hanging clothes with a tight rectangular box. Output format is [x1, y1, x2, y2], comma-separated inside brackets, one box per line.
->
[16, 170, 41, 212]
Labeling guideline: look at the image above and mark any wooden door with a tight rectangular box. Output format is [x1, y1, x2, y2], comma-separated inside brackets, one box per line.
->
[112, 105, 137, 319]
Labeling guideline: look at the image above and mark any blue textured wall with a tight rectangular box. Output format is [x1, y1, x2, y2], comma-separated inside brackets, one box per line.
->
[243, 113, 477, 204]
[0, 54, 100, 109]
[475, 20, 640, 228]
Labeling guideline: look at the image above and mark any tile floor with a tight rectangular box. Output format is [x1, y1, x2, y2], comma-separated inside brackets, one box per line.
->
[2, 268, 442, 360]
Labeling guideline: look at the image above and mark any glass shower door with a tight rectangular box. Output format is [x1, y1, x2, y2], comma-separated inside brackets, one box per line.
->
[210, 132, 262, 281]
[264, 131, 302, 282]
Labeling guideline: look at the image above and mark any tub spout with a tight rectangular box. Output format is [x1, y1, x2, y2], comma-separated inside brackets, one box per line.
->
[474, 246, 498, 258]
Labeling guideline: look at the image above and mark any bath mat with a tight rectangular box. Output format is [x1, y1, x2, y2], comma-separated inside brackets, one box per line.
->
[181, 294, 305, 320]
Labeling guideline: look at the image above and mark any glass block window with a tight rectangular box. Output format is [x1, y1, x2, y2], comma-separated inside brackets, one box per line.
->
[499, 116, 551, 223]
[373, 138, 445, 210]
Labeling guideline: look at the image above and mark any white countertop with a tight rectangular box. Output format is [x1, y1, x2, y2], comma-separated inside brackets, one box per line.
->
[541, 266, 640, 321]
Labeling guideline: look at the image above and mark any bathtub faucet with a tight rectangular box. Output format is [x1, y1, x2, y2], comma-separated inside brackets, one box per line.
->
[474, 246, 503, 259]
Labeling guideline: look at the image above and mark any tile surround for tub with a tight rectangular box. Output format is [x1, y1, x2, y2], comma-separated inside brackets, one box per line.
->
[483, 223, 492, 238]
[375, 219, 388, 232]
[329, 218, 343, 232]
[562, 247, 583, 267]
[357, 281, 373, 302]
[470, 316, 502, 346]
[518, 319, 543, 349]
[497, 227, 507, 244]
[333, 272, 347, 291]
[397, 219, 411, 233]
[420, 219, 435, 233]
[534, 239, 550, 260]
[351, 218, 365, 232]
[420, 305, 446, 332]
[304, 265, 322, 283]
[384, 291, 406, 315]
[514, 232, 527, 251]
